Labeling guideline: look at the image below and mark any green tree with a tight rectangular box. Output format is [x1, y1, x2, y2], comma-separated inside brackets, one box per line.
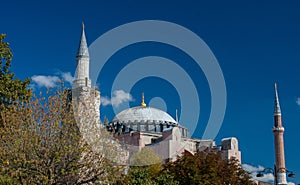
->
[166, 150, 255, 185]
[166, 151, 204, 185]
[119, 165, 180, 185]
[120, 167, 153, 185]
[154, 168, 180, 185]
[130, 147, 161, 167]
[120, 148, 162, 185]
[121, 149, 255, 185]
[0, 88, 124, 184]
[120, 147, 177, 185]
[0, 34, 31, 108]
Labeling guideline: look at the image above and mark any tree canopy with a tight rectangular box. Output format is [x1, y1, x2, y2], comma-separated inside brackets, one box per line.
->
[0, 35, 125, 184]
[0, 34, 31, 108]
[120, 150, 256, 185]
[0, 89, 125, 184]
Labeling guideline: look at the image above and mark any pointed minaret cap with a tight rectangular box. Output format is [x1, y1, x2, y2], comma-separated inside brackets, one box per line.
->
[141, 92, 147, 107]
[274, 83, 281, 115]
[76, 22, 89, 58]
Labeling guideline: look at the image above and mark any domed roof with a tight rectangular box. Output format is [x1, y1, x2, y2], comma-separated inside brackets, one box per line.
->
[112, 106, 177, 124]
[108, 94, 188, 137]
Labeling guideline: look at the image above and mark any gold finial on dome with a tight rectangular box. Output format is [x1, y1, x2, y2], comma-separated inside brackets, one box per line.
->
[141, 92, 147, 107]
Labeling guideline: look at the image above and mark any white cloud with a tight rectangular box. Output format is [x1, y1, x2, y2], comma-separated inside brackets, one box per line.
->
[242, 164, 295, 185]
[242, 164, 274, 182]
[296, 98, 300, 106]
[61, 72, 74, 84]
[31, 71, 74, 89]
[101, 96, 112, 106]
[101, 90, 133, 107]
[242, 164, 265, 173]
[31, 75, 60, 88]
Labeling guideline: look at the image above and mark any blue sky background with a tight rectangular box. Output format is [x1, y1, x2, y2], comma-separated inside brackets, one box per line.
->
[2, 0, 300, 183]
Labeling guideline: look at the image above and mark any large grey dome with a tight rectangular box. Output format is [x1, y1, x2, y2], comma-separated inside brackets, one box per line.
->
[108, 97, 188, 137]
[112, 106, 177, 124]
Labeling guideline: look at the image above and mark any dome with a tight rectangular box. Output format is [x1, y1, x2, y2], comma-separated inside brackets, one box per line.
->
[112, 106, 177, 124]
[107, 93, 188, 137]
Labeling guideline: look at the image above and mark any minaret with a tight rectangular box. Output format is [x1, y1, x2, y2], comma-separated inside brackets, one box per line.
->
[73, 23, 91, 88]
[273, 83, 287, 185]
[72, 23, 101, 124]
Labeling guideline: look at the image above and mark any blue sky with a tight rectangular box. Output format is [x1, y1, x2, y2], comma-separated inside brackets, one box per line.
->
[2, 0, 300, 183]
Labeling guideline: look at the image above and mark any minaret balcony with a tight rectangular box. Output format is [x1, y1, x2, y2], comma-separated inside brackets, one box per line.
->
[272, 126, 285, 132]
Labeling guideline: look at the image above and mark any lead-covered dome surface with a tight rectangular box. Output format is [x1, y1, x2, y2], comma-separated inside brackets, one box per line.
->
[112, 106, 177, 124]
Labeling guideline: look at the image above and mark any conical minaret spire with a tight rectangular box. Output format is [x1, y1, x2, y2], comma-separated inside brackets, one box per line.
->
[76, 23, 89, 58]
[73, 22, 91, 88]
[272, 83, 287, 185]
[274, 83, 281, 115]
